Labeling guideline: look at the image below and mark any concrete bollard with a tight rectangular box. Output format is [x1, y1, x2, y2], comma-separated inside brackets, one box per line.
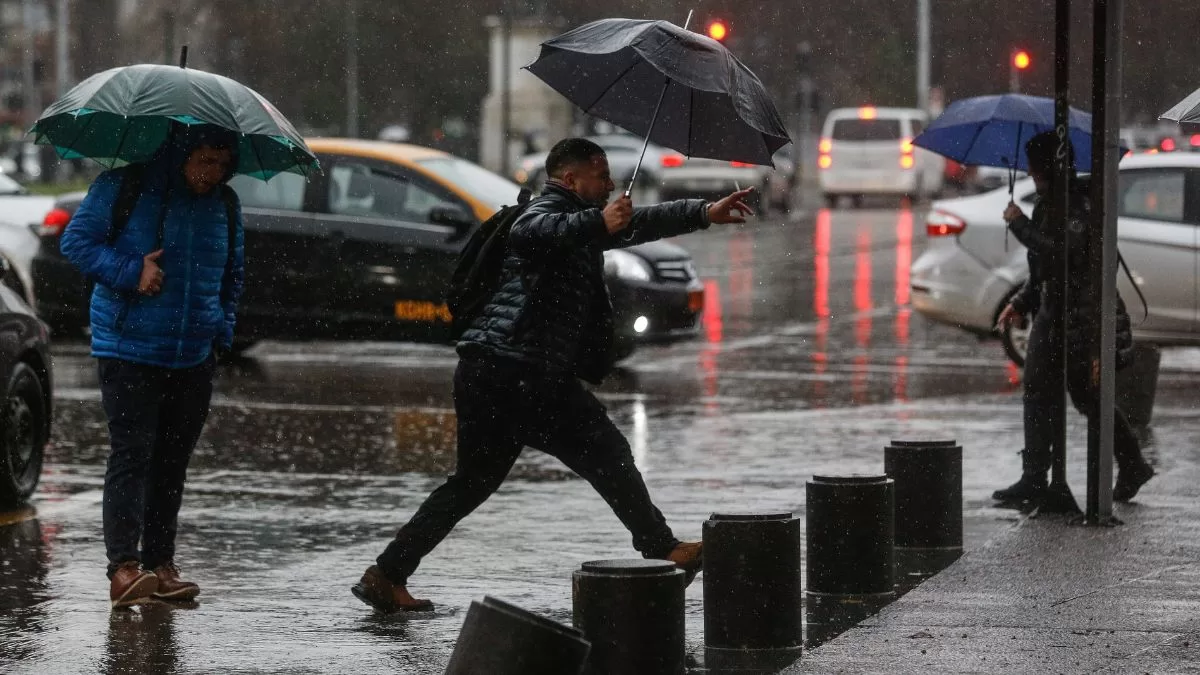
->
[703, 512, 803, 672]
[1117, 342, 1161, 429]
[572, 559, 686, 675]
[444, 595, 591, 675]
[884, 439, 963, 590]
[805, 475, 895, 649]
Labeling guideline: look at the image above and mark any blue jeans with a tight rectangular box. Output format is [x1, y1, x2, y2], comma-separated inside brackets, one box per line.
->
[99, 355, 215, 577]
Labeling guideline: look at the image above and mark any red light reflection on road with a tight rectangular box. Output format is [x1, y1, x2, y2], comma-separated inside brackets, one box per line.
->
[895, 208, 912, 306]
[854, 227, 872, 347]
[853, 226, 872, 403]
[814, 209, 831, 320]
[894, 208, 914, 401]
[701, 278, 723, 408]
[812, 210, 832, 406]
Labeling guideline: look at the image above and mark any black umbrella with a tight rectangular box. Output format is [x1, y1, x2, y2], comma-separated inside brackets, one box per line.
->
[525, 15, 791, 194]
[1160, 87, 1200, 133]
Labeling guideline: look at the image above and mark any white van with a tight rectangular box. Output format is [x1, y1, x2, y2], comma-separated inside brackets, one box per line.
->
[818, 106, 945, 207]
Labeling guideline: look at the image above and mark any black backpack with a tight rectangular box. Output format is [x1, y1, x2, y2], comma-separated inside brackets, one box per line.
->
[106, 163, 239, 271]
[447, 188, 533, 338]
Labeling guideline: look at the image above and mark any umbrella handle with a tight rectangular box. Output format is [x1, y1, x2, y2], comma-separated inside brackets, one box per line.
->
[625, 9, 695, 198]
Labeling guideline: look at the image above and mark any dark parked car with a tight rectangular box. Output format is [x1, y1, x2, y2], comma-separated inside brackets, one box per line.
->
[0, 257, 52, 509]
[31, 139, 704, 358]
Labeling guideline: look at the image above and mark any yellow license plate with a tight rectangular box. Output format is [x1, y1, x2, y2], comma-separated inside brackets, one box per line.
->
[395, 300, 452, 323]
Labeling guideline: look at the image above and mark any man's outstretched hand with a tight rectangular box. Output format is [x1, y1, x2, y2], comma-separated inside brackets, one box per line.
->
[707, 187, 755, 224]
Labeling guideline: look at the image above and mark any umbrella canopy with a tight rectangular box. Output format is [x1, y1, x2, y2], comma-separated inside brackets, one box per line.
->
[524, 18, 790, 166]
[1160, 87, 1200, 133]
[913, 94, 1116, 172]
[30, 64, 318, 180]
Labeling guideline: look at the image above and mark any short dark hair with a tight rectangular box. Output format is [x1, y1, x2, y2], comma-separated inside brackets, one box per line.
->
[545, 138, 605, 179]
[1025, 130, 1074, 176]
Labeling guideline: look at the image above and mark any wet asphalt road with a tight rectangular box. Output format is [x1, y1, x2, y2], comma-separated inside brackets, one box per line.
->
[3, 204, 1197, 673]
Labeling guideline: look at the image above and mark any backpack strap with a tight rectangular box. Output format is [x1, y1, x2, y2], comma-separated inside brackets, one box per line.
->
[106, 164, 147, 245]
[218, 184, 239, 272]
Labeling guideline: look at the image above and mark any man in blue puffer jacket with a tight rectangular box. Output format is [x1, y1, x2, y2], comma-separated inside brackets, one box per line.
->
[61, 123, 245, 609]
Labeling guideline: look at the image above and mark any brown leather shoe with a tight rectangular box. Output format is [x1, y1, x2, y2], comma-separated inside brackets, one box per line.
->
[151, 562, 200, 601]
[110, 561, 159, 609]
[351, 565, 433, 613]
[666, 541, 703, 586]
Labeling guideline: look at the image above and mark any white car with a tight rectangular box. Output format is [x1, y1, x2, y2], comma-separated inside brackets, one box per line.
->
[0, 172, 54, 306]
[818, 106, 945, 207]
[911, 153, 1200, 365]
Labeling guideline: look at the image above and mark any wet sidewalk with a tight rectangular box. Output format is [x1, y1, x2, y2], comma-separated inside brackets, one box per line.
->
[788, 406, 1200, 674]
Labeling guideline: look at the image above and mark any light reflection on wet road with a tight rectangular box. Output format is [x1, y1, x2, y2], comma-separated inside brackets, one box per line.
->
[4, 206, 1197, 673]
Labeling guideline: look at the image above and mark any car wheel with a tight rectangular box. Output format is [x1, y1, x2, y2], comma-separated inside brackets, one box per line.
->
[0, 363, 47, 508]
[851, 194, 864, 209]
[1001, 316, 1030, 368]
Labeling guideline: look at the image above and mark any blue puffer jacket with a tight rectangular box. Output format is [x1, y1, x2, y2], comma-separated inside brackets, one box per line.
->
[61, 150, 245, 369]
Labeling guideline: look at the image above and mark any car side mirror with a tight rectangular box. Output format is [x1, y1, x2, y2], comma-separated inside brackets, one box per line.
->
[0, 256, 11, 282]
[429, 205, 475, 236]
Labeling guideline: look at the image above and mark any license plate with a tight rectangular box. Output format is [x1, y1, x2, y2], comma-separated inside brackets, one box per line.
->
[395, 300, 452, 323]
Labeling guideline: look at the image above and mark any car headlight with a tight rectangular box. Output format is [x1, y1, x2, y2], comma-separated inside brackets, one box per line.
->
[603, 250, 653, 282]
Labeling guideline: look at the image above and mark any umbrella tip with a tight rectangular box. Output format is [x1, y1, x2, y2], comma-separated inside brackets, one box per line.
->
[179, 46, 188, 69]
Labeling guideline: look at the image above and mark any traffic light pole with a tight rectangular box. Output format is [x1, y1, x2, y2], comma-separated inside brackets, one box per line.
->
[1086, 0, 1123, 525]
[1042, 0, 1082, 515]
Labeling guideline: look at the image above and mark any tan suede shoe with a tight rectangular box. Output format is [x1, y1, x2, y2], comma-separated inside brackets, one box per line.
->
[351, 565, 433, 613]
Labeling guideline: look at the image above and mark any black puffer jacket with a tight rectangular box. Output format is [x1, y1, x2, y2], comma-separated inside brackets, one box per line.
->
[458, 182, 710, 383]
[1007, 179, 1134, 368]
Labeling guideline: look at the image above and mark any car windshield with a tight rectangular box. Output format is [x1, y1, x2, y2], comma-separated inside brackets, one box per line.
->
[0, 172, 25, 195]
[832, 119, 902, 141]
[416, 156, 523, 212]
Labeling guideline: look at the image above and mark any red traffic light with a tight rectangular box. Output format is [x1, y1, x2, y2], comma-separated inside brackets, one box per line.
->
[1013, 50, 1031, 70]
[706, 20, 728, 42]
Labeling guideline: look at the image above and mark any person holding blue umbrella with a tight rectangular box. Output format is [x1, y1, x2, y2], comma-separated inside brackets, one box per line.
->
[992, 132, 1153, 504]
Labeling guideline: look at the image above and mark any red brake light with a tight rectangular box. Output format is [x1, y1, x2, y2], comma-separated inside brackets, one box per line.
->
[858, 106, 877, 120]
[730, 161, 753, 168]
[818, 138, 832, 154]
[661, 154, 685, 168]
[40, 208, 71, 237]
[1161, 138, 1177, 152]
[818, 154, 832, 169]
[925, 210, 966, 236]
[901, 137, 914, 154]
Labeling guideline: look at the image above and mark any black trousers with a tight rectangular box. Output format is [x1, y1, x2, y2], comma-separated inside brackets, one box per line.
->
[100, 356, 215, 576]
[377, 355, 679, 584]
[1023, 312, 1144, 473]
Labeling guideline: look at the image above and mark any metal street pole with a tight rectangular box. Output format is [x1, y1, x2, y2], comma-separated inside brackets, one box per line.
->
[163, 8, 175, 66]
[346, 0, 360, 138]
[55, 0, 70, 96]
[21, 0, 38, 128]
[916, 0, 930, 111]
[500, 5, 512, 178]
[1043, 0, 1082, 515]
[1086, 0, 1123, 524]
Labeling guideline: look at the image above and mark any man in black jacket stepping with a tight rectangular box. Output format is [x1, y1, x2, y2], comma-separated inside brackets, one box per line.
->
[354, 137, 754, 612]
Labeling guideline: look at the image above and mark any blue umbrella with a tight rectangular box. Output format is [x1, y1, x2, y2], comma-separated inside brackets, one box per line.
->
[913, 94, 1121, 191]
